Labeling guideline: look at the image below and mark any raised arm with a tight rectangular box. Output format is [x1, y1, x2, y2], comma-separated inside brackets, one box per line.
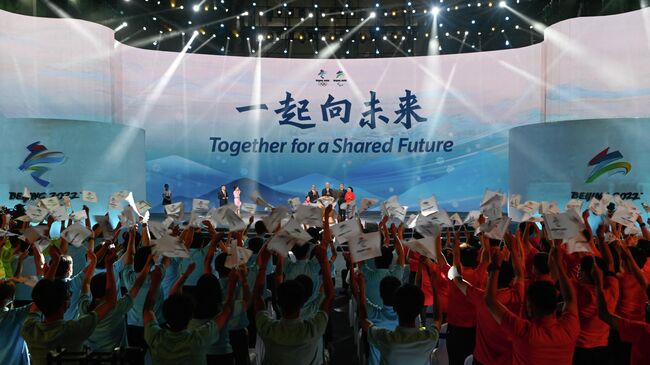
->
[103, 249, 118, 307]
[253, 246, 271, 313]
[122, 226, 136, 265]
[592, 262, 619, 330]
[215, 269, 238, 330]
[428, 258, 442, 329]
[238, 266, 251, 310]
[391, 224, 405, 267]
[80, 248, 97, 294]
[636, 215, 650, 240]
[44, 245, 60, 280]
[484, 250, 507, 324]
[355, 271, 371, 332]
[170, 262, 196, 296]
[316, 244, 335, 312]
[549, 242, 577, 314]
[141, 222, 151, 247]
[128, 254, 152, 298]
[505, 232, 524, 283]
[143, 265, 163, 326]
[616, 240, 648, 289]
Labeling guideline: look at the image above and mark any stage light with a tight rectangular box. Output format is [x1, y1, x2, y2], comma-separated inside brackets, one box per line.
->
[241, 11, 249, 16]
[193, 30, 199, 36]
[257, 34, 263, 41]
[308, 13, 314, 18]
[375, 26, 380, 31]
[369, 12, 376, 18]
[330, 34, 336, 41]
[432, 7, 440, 15]
[499, 1, 506, 7]
[259, 11, 263, 16]
[382, 35, 387, 40]
[505, 16, 509, 20]
[321, 36, 326, 41]
[505, 40, 510, 45]
[193, 4, 199, 12]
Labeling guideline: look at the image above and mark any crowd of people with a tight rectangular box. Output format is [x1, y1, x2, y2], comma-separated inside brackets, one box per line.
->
[0, 196, 649, 365]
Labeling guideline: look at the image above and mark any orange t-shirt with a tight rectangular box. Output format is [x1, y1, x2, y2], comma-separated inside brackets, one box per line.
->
[616, 273, 646, 321]
[574, 277, 619, 348]
[467, 282, 524, 365]
[618, 318, 650, 365]
[502, 309, 580, 365]
[445, 264, 485, 327]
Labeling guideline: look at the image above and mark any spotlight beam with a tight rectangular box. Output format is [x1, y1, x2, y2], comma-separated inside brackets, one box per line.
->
[317, 15, 374, 59]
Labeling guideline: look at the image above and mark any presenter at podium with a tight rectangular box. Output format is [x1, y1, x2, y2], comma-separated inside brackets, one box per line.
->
[321, 182, 336, 199]
[306, 184, 319, 204]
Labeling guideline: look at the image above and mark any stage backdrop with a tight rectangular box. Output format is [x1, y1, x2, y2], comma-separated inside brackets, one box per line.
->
[2, 8, 650, 213]
[509, 119, 650, 208]
[0, 118, 145, 213]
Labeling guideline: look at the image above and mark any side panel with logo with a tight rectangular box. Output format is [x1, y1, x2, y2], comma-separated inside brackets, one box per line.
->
[0, 118, 146, 215]
[509, 119, 650, 206]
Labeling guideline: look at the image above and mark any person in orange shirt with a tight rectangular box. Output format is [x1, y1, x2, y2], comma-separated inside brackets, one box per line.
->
[437, 227, 488, 365]
[593, 262, 650, 365]
[450, 231, 525, 365]
[485, 241, 580, 365]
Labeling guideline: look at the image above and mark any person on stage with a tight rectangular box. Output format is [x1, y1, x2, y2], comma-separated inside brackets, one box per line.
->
[321, 182, 335, 198]
[306, 184, 319, 204]
[233, 185, 242, 215]
[162, 184, 172, 206]
[344, 186, 355, 219]
[337, 183, 346, 221]
[218, 185, 228, 206]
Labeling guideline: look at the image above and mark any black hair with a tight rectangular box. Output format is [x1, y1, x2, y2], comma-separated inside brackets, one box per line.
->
[194, 274, 223, 319]
[497, 260, 515, 289]
[579, 255, 608, 282]
[379, 276, 402, 307]
[134, 246, 152, 273]
[626, 246, 647, 269]
[254, 221, 268, 235]
[163, 294, 195, 331]
[122, 230, 142, 247]
[190, 232, 207, 249]
[306, 227, 321, 241]
[527, 281, 557, 316]
[347, 186, 354, 192]
[374, 246, 394, 269]
[276, 280, 305, 315]
[393, 284, 424, 323]
[637, 239, 650, 257]
[0, 280, 16, 303]
[32, 279, 69, 316]
[55, 255, 73, 279]
[292, 243, 312, 260]
[90, 272, 107, 300]
[294, 275, 314, 303]
[247, 236, 265, 254]
[214, 252, 231, 278]
[532, 252, 550, 275]
[459, 246, 478, 268]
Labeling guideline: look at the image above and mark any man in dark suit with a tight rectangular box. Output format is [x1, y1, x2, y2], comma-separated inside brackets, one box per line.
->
[337, 182, 346, 221]
[322, 182, 335, 198]
[218, 185, 228, 206]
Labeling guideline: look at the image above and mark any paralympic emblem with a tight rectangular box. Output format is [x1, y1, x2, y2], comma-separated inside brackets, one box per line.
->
[18, 141, 65, 187]
[585, 147, 631, 183]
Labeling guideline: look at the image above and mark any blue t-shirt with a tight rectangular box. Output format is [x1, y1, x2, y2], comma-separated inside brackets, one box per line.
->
[161, 258, 180, 299]
[284, 257, 322, 301]
[0, 305, 30, 365]
[79, 293, 134, 351]
[179, 247, 208, 286]
[11, 257, 37, 301]
[62, 271, 84, 320]
[121, 264, 165, 327]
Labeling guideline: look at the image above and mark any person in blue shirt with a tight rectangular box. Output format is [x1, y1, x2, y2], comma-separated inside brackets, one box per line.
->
[79, 248, 149, 352]
[0, 273, 31, 364]
[120, 226, 167, 363]
[356, 257, 442, 365]
[352, 275, 401, 365]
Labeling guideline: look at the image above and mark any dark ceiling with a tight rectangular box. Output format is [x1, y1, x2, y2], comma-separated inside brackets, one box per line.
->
[0, 0, 642, 58]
